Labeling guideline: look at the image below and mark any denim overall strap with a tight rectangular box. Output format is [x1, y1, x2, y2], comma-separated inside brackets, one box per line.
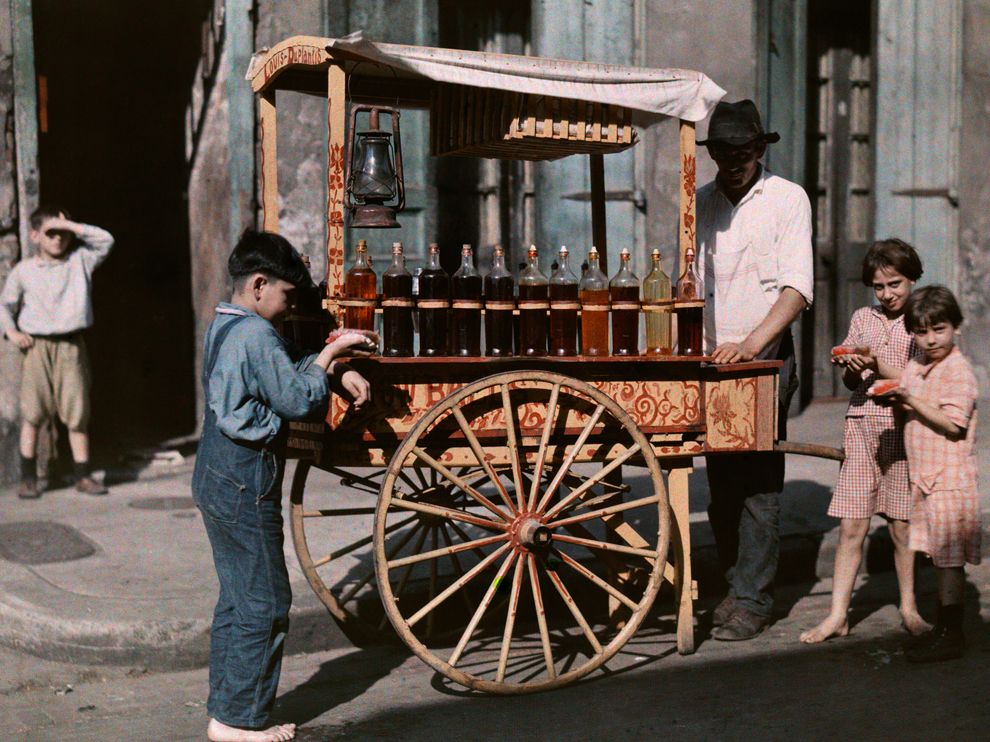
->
[203, 313, 247, 396]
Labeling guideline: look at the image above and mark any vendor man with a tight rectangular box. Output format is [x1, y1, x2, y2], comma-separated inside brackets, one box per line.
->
[696, 99, 814, 640]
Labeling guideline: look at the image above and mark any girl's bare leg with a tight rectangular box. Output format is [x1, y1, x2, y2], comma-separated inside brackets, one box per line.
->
[67, 429, 89, 463]
[207, 718, 296, 742]
[800, 517, 869, 643]
[19, 420, 38, 458]
[888, 519, 931, 635]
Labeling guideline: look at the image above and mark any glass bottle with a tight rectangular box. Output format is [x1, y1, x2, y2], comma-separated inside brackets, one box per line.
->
[344, 239, 376, 331]
[382, 242, 413, 357]
[451, 244, 482, 356]
[643, 248, 673, 355]
[609, 248, 640, 356]
[579, 247, 609, 356]
[418, 242, 448, 357]
[518, 245, 548, 356]
[549, 246, 579, 356]
[484, 245, 515, 356]
[676, 245, 704, 356]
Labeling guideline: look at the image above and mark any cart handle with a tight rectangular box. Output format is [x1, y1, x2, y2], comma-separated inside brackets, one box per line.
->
[774, 441, 844, 462]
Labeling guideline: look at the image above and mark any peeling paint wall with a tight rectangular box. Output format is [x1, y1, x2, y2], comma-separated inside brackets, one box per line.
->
[0, 0, 19, 482]
[958, 0, 990, 397]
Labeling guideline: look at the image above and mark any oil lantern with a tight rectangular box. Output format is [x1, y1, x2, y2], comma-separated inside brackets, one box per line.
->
[345, 105, 405, 229]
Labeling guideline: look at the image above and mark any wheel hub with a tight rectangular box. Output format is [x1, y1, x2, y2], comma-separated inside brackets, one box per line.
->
[511, 515, 552, 551]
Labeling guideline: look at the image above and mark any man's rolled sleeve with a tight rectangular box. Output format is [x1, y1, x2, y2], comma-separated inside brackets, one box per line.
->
[776, 191, 814, 307]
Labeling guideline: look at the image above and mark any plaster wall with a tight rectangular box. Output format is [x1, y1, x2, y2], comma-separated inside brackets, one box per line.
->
[958, 0, 990, 397]
[642, 0, 757, 276]
[0, 0, 18, 482]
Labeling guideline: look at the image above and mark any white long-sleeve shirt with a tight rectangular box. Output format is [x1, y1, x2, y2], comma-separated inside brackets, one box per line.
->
[696, 168, 814, 358]
[0, 224, 114, 336]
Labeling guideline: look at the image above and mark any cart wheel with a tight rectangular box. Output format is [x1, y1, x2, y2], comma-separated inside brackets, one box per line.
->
[290, 459, 493, 641]
[374, 371, 670, 694]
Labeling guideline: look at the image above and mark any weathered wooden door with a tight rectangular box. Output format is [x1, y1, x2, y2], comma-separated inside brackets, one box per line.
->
[807, 0, 874, 397]
[873, 0, 961, 289]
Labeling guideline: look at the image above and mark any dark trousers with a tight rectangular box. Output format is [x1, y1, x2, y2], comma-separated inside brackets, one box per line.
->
[705, 332, 798, 617]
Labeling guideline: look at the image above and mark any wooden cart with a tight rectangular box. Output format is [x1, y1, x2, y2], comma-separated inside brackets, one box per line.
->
[247, 36, 794, 695]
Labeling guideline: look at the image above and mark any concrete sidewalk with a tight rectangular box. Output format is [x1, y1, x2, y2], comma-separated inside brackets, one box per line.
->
[0, 399, 986, 669]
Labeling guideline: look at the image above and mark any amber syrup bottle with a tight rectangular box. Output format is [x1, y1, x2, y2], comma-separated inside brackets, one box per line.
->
[517, 245, 549, 356]
[579, 247, 609, 356]
[484, 245, 515, 356]
[451, 244, 482, 356]
[643, 248, 673, 354]
[609, 248, 640, 355]
[675, 245, 704, 356]
[549, 246, 579, 356]
[418, 242, 448, 356]
[344, 239, 376, 332]
[382, 242, 413, 356]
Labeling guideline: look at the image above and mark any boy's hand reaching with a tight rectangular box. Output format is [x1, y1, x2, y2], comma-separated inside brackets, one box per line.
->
[328, 362, 371, 409]
[5, 329, 34, 350]
[326, 328, 380, 358]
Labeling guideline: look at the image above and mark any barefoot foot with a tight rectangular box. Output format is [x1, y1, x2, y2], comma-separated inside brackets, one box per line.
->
[900, 609, 933, 636]
[207, 718, 296, 742]
[799, 615, 850, 644]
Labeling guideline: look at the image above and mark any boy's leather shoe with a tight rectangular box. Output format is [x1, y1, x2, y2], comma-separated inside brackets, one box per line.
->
[18, 480, 41, 499]
[906, 626, 964, 663]
[712, 607, 771, 641]
[75, 477, 108, 495]
[712, 594, 737, 627]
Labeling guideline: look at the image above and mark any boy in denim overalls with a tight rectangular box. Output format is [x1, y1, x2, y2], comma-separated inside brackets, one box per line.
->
[193, 230, 374, 742]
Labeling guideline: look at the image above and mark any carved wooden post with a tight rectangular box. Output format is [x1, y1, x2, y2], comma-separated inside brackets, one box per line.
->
[259, 90, 278, 232]
[326, 63, 347, 323]
[678, 120, 697, 270]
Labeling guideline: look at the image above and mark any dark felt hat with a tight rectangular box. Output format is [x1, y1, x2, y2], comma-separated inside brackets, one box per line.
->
[697, 99, 780, 146]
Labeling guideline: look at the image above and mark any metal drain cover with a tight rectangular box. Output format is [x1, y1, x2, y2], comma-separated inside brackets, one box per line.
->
[128, 496, 196, 511]
[0, 521, 97, 565]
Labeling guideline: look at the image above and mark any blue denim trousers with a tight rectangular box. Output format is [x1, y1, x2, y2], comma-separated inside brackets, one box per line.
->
[193, 419, 290, 729]
[705, 333, 798, 617]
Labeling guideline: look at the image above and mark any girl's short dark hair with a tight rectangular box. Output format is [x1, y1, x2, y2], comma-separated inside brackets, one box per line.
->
[861, 238, 923, 285]
[904, 285, 964, 333]
[228, 229, 312, 289]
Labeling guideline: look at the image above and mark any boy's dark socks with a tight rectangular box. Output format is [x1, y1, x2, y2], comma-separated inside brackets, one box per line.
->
[72, 460, 91, 481]
[940, 602, 964, 632]
[20, 455, 37, 482]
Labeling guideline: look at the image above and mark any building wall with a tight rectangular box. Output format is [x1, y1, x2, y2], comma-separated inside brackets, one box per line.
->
[958, 0, 990, 396]
[0, 0, 19, 482]
[642, 0, 758, 276]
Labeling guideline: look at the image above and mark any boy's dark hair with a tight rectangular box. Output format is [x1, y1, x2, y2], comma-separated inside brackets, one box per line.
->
[228, 229, 312, 289]
[861, 238, 923, 285]
[30, 204, 72, 230]
[904, 285, 964, 333]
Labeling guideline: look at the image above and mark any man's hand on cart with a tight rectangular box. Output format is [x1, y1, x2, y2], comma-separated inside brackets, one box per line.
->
[711, 339, 759, 364]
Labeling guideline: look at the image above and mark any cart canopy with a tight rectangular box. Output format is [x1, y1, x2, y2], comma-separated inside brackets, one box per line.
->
[248, 31, 725, 125]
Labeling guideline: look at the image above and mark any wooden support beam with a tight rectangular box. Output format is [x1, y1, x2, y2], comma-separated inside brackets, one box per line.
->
[678, 120, 697, 270]
[12, 0, 39, 252]
[326, 64, 347, 312]
[589, 153, 607, 272]
[259, 90, 278, 232]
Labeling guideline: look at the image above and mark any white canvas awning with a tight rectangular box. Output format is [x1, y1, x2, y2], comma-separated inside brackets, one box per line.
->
[249, 31, 725, 124]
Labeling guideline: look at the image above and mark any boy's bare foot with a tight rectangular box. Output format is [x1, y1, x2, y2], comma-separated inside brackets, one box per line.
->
[207, 718, 296, 741]
[900, 609, 933, 636]
[799, 615, 849, 644]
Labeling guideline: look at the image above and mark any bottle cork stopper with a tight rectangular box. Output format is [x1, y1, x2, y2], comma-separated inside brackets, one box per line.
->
[494, 245, 504, 256]
[559, 246, 569, 256]
[620, 248, 631, 258]
[462, 244, 472, 255]
[651, 248, 661, 257]
[357, 239, 367, 251]
[429, 242, 439, 253]
[528, 245, 538, 257]
[392, 242, 403, 254]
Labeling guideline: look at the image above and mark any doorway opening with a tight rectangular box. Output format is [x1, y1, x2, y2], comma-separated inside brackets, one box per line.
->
[32, 0, 210, 462]
[805, 0, 874, 398]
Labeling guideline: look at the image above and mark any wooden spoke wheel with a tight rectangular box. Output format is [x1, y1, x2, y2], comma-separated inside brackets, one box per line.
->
[290, 460, 493, 641]
[374, 371, 671, 694]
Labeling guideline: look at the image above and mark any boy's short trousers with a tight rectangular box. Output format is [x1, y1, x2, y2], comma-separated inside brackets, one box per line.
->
[828, 415, 911, 520]
[20, 334, 91, 431]
[909, 485, 982, 568]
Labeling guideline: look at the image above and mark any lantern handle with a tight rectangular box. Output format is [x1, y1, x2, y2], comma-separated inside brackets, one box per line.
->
[391, 109, 405, 212]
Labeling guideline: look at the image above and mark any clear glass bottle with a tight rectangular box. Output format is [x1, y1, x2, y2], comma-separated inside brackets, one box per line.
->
[451, 244, 482, 356]
[609, 248, 640, 356]
[484, 245, 515, 356]
[344, 239, 376, 332]
[676, 245, 704, 356]
[549, 246, 579, 356]
[382, 242, 413, 356]
[518, 245, 548, 356]
[418, 242, 448, 357]
[579, 247, 609, 356]
[643, 248, 672, 355]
